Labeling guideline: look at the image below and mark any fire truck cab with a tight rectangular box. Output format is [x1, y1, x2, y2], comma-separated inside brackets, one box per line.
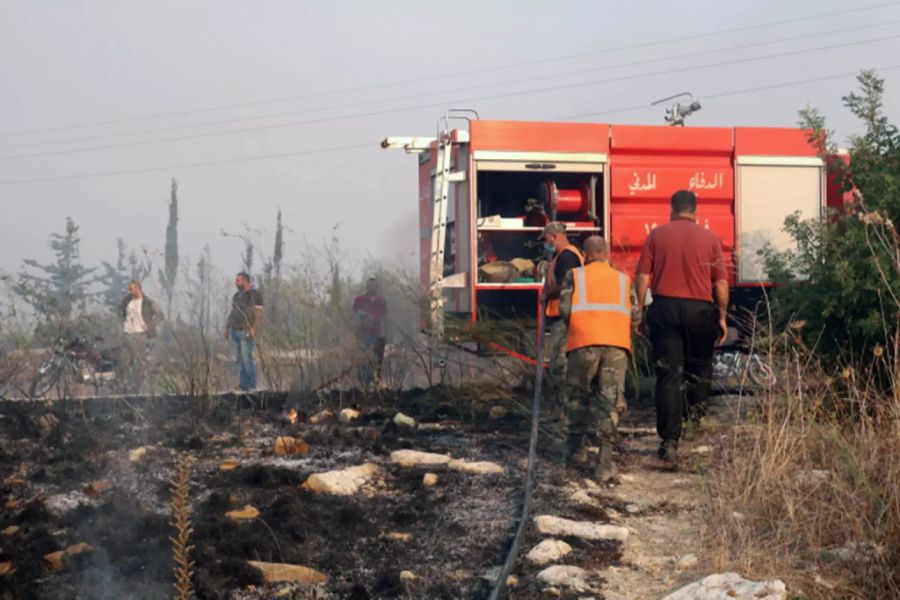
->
[383, 115, 843, 360]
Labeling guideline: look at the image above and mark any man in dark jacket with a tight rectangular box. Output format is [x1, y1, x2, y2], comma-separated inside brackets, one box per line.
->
[119, 280, 162, 393]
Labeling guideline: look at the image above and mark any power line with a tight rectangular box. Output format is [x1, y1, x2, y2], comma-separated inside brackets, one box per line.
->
[3, 65, 898, 187]
[1, 33, 896, 162]
[555, 65, 900, 120]
[1, 0, 897, 138]
[0, 143, 373, 186]
[6, 18, 897, 153]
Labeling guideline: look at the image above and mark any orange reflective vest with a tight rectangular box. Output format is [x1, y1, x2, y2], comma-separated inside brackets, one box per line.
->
[545, 245, 585, 318]
[566, 261, 633, 353]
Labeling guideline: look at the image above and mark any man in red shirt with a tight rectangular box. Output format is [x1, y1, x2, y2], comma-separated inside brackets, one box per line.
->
[353, 277, 387, 388]
[635, 190, 729, 465]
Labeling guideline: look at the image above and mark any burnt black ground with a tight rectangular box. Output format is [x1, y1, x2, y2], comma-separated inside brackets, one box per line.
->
[0, 388, 633, 599]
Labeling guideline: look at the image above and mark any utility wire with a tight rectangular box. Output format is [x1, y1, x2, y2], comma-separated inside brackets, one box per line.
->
[5, 18, 897, 153]
[1, 34, 897, 163]
[0, 0, 897, 138]
[2, 64, 899, 187]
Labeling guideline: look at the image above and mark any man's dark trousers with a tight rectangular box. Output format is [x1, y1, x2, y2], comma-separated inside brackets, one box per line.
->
[647, 296, 719, 443]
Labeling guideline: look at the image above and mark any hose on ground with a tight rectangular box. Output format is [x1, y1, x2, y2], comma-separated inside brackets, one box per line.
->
[488, 307, 546, 600]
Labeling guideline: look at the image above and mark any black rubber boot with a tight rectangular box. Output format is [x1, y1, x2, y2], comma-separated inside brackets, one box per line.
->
[657, 439, 679, 467]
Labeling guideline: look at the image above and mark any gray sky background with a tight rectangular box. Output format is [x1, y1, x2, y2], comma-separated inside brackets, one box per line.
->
[1, 0, 898, 294]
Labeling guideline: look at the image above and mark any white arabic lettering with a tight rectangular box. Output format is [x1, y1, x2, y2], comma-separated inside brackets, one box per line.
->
[628, 172, 657, 196]
[689, 171, 724, 191]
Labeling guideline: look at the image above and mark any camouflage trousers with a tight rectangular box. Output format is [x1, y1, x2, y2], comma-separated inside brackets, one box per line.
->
[547, 319, 569, 387]
[562, 345, 629, 443]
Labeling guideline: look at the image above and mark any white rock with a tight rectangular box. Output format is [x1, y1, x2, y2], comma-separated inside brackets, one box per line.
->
[691, 445, 713, 454]
[390, 450, 452, 467]
[675, 554, 698, 570]
[128, 447, 147, 462]
[448, 459, 504, 474]
[794, 469, 830, 486]
[569, 490, 595, 506]
[309, 409, 333, 424]
[302, 463, 379, 496]
[393, 412, 416, 428]
[731, 511, 746, 522]
[662, 572, 786, 600]
[534, 515, 629, 542]
[399, 570, 417, 582]
[338, 408, 360, 424]
[618, 474, 636, 483]
[625, 504, 640, 514]
[536, 565, 592, 592]
[422, 473, 438, 487]
[527, 539, 573, 565]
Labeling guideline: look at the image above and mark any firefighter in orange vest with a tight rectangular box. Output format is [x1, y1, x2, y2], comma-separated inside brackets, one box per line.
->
[559, 235, 640, 481]
[540, 222, 585, 387]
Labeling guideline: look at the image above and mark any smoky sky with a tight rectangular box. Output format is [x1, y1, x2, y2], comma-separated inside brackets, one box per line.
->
[1, 0, 898, 291]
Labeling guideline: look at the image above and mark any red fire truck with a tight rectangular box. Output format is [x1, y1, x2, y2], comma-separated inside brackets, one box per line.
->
[383, 111, 846, 361]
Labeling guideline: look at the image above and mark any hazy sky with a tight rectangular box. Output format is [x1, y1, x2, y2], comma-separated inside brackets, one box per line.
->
[1, 0, 898, 292]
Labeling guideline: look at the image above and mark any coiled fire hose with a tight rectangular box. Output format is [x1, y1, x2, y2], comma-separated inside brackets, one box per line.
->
[488, 306, 546, 599]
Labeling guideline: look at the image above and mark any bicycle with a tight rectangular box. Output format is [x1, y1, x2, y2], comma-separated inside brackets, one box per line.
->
[28, 336, 117, 399]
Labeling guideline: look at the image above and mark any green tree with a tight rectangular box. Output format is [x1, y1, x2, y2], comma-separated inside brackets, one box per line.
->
[16, 216, 96, 326]
[764, 70, 900, 359]
[159, 178, 179, 316]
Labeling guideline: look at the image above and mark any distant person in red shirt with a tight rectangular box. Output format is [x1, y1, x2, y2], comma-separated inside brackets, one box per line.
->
[635, 190, 729, 466]
[353, 277, 387, 388]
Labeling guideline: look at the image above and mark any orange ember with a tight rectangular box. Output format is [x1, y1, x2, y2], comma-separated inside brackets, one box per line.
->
[287, 409, 298, 425]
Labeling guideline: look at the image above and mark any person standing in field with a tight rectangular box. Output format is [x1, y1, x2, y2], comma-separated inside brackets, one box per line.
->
[353, 276, 387, 388]
[225, 271, 263, 392]
[118, 279, 161, 394]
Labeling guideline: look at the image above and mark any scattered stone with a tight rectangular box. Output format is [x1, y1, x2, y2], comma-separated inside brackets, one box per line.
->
[44, 491, 93, 516]
[4, 476, 25, 487]
[302, 463, 379, 496]
[274, 436, 310, 457]
[448, 459, 504, 475]
[399, 570, 417, 582]
[390, 450, 452, 467]
[422, 473, 438, 487]
[4, 499, 19, 511]
[309, 409, 334, 424]
[527, 539, 573, 565]
[731, 511, 746, 522]
[128, 447, 147, 462]
[662, 572, 786, 600]
[418, 423, 447, 432]
[534, 515, 629, 542]
[619, 474, 636, 483]
[83, 480, 111, 498]
[625, 504, 640, 514]
[829, 541, 884, 562]
[209, 433, 231, 444]
[393, 412, 416, 428]
[219, 458, 240, 471]
[65, 543, 93, 556]
[488, 405, 509, 419]
[43, 551, 66, 571]
[691, 445, 713, 454]
[239, 447, 256, 456]
[247, 561, 328, 585]
[506, 575, 519, 587]
[0, 561, 14, 576]
[536, 565, 592, 592]
[2, 525, 20, 536]
[814, 574, 836, 590]
[794, 469, 831, 486]
[384, 532, 412, 542]
[675, 554, 698, 571]
[226, 505, 260, 522]
[569, 490, 595, 506]
[339, 408, 360, 424]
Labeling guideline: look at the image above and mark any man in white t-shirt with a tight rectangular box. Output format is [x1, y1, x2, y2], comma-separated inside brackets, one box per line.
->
[118, 280, 161, 394]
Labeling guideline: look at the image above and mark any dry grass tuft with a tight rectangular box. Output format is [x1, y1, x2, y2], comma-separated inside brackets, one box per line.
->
[704, 346, 900, 599]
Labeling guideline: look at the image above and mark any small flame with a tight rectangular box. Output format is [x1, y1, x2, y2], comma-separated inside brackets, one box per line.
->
[286, 408, 298, 425]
